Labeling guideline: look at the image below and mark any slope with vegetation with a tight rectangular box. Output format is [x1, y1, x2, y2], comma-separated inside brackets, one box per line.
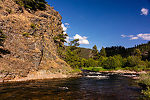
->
[57, 41, 150, 72]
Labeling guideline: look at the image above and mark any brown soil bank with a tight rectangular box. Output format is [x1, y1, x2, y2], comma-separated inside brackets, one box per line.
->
[0, 0, 73, 82]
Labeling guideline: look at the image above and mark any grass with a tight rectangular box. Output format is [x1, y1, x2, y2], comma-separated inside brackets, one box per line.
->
[71, 68, 82, 73]
[82, 67, 115, 72]
[142, 87, 150, 98]
[138, 73, 150, 86]
[138, 73, 150, 98]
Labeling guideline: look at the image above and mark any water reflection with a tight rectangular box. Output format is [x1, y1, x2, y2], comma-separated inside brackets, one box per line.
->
[0, 73, 146, 100]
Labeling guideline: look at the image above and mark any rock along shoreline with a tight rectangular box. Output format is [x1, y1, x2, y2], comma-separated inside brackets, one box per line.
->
[0, 70, 81, 83]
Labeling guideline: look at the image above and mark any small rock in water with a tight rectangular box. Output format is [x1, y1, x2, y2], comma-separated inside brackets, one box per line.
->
[0, 78, 4, 83]
[59, 87, 69, 90]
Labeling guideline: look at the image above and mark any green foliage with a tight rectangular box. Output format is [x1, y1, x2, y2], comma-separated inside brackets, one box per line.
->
[0, 30, 7, 46]
[30, 23, 36, 29]
[134, 49, 142, 58]
[138, 73, 150, 98]
[92, 45, 99, 60]
[142, 87, 150, 98]
[83, 67, 117, 72]
[54, 34, 68, 47]
[58, 46, 84, 68]
[126, 56, 141, 67]
[57, 46, 99, 69]
[69, 39, 80, 47]
[105, 46, 126, 57]
[99, 47, 106, 57]
[22, 32, 31, 37]
[103, 56, 122, 69]
[0, 30, 10, 58]
[71, 68, 82, 73]
[15, 0, 47, 11]
[83, 67, 106, 72]
[139, 73, 150, 86]
[105, 42, 150, 60]
[56, 37, 149, 71]
[84, 58, 98, 67]
[98, 56, 107, 67]
[6, 8, 12, 14]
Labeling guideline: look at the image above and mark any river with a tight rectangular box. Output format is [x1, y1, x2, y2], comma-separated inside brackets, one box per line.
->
[0, 71, 146, 100]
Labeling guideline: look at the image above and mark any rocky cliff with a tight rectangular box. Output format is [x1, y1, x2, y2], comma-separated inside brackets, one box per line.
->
[0, 0, 72, 81]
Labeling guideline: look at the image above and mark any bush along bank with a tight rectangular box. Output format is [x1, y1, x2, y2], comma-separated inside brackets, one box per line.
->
[138, 73, 150, 98]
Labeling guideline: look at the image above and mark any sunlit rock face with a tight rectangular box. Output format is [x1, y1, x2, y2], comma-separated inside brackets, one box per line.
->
[0, 0, 72, 81]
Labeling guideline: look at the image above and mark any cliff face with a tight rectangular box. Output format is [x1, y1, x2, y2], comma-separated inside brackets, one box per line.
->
[0, 0, 72, 81]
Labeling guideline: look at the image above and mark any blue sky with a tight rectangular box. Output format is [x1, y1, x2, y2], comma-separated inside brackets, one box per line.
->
[46, 0, 150, 49]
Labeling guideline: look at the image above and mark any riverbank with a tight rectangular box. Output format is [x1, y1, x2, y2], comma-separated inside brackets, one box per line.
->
[0, 70, 82, 83]
[0, 68, 148, 83]
[83, 67, 148, 74]
[99, 70, 147, 79]
[82, 67, 149, 79]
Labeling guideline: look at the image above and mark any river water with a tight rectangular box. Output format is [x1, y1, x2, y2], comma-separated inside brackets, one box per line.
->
[0, 72, 146, 100]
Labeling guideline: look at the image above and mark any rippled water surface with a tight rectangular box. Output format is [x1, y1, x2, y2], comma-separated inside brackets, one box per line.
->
[0, 72, 145, 100]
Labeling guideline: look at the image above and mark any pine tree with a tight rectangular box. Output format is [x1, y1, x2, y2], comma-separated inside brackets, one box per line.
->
[99, 47, 106, 57]
[134, 49, 142, 59]
[92, 45, 99, 60]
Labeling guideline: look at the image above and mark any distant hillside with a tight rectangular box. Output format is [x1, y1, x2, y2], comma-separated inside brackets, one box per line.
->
[77, 47, 92, 59]
[105, 42, 150, 60]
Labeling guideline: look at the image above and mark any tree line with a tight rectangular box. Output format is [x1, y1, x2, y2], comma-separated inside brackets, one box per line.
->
[54, 33, 150, 71]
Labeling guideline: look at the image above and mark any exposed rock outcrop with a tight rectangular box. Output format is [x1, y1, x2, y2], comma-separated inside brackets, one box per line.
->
[0, 0, 72, 81]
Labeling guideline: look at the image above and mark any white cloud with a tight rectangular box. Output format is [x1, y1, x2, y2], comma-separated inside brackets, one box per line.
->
[121, 34, 126, 37]
[73, 34, 89, 44]
[61, 23, 89, 45]
[137, 34, 150, 40]
[64, 23, 69, 26]
[79, 39, 89, 44]
[141, 8, 149, 16]
[121, 33, 150, 40]
[128, 35, 134, 37]
[73, 34, 87, 40]
[65, 36, 70, 43]
[61, 23, 67, 32]
[130, 37, 139, 40]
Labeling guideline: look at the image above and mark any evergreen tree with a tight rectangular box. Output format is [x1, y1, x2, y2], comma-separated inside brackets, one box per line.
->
[92, 45, 99, 60]
[134, 49, 142, 59]
[99, 47, 106, 57]
[69, 39, 80, 47]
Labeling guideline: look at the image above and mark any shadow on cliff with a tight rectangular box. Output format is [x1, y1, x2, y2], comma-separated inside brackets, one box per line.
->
[0, 48, 11, 58]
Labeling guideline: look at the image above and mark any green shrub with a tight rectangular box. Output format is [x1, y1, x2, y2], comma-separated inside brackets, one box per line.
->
[139, 73, 150, 86]
[15, 0, 47, 11]
[142, 87, 150, 98]
[30, 23, 36, 29]
[126, 56, 141, 67]
[22, 32, 31, 37]
[6, 8, 12, 14]
[83, 67, 112, 72]
[84, 58, 98, 67]
[98, 56, 107, 67]
[103, 56, 122, 69]
[71, 68, 82, 73]
[54, 34, 68, 47]
[0, 30, 7, 46]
